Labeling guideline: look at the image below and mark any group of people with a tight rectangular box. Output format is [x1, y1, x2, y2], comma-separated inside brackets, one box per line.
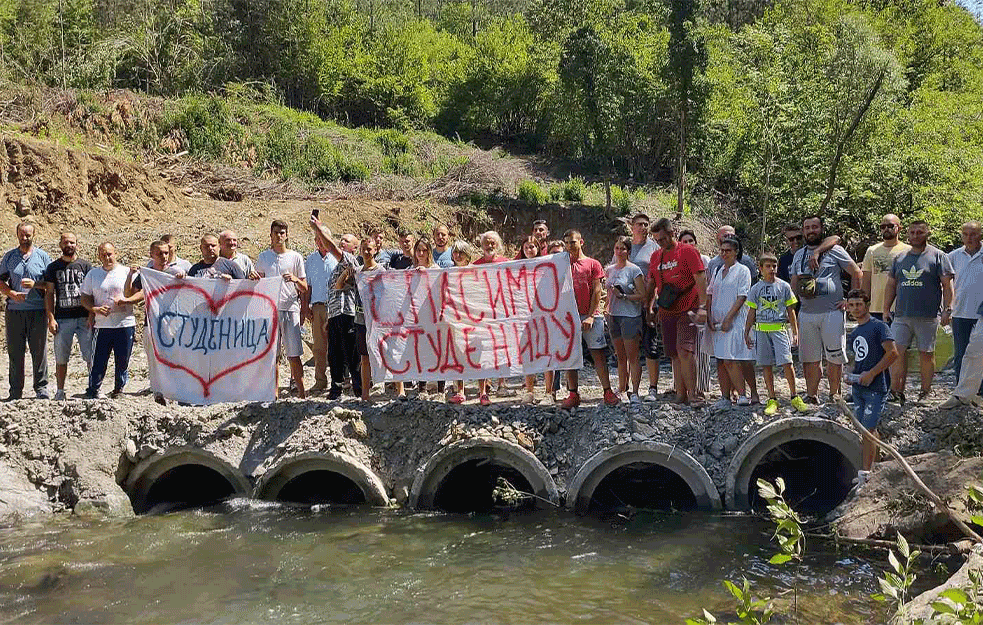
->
[1, 214, 981, 446]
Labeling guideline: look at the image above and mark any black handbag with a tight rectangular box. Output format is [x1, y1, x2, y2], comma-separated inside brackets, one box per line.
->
[656, 251, 693, 310]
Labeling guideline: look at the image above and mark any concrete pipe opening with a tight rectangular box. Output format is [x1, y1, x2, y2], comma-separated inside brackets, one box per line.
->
[566, 443, 722, 515]
[410, 437, 559, 513]
[726, 418, 861, 516]
[254, 453, 389, 507]
[126, 448, 250, 514]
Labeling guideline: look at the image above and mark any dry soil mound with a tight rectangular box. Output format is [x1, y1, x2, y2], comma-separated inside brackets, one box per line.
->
[0, 135, 185, 231]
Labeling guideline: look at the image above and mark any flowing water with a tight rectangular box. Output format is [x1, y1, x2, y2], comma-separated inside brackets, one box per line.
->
[0, 502, 951, 624]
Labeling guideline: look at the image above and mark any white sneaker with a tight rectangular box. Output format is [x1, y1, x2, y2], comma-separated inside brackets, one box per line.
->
[53, 389, 66, 401]
[712, 398, 732, 411]
[521, 391, 535, 404]
[539, 395, 555, 406]
[629, 393, 642, 405]
[736, 395, 751, 406]
[643, 388, 659, 403]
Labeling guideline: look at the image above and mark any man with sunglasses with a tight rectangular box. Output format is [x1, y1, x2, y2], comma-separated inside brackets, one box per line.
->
[777, 224, 802, 284]
[862, 214, 909, 321]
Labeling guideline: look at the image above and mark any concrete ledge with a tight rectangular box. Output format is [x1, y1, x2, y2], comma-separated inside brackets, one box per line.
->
[566, 442, 722, 514]
[253, 451, 389, 506]
[409, 437, 559, 509]
[124, 447, 251, 514]
[725, 417, 861, 510]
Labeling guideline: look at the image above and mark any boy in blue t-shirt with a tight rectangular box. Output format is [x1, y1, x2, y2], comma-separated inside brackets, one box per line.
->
[845, 289, 898, 483]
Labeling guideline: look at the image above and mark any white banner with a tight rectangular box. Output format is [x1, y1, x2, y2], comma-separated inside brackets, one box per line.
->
[140, 269, 281, 405]
[357, 254, 583, 382]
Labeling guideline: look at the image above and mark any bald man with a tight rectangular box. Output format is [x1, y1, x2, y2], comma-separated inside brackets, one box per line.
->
[81, 242, 136, 399]
[862, 214, 910, 320]
[189, 235, 245, 280]
[218, 230, 258, 279]
[948, 221, 983, 395]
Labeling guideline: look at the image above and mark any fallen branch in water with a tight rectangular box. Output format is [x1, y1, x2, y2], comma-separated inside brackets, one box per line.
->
[491, 477, 559, 508]
[805, 531, 974, 555]
[834, 396, 983, 544]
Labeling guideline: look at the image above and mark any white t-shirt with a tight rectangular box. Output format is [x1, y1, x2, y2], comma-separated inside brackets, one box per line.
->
[256, 249, 307, 312]
[949, 246, 983, 319]
[81, 265, 136, 329]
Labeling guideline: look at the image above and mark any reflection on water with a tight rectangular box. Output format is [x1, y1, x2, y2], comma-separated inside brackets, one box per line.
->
[0, 501, 948, 624]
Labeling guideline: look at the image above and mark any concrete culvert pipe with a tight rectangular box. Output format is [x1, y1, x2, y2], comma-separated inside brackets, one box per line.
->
[254, 452, 389, 507]
[726, 417, 861, 515]
[566, 442, 721, 515]
[410, 437, 559, 513]
[125, 448, 251, 514]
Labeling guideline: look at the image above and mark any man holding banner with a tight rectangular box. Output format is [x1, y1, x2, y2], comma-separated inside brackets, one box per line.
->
[81, 243, 136, 399]
[256, 220, 308, 399]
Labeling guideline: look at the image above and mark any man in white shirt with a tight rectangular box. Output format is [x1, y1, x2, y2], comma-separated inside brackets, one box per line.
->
[81, 242, 136, 399]
[948, 221, 983, 396]
[153, 234, 192, 273]
[301, 236, 338, 393]
[256, 220, 309, 399]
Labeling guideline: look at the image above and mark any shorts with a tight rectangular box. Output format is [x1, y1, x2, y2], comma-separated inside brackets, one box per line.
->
[853, 386, 886, 430]
[356, 323, 368, 356]
[798, 310, 846, 365]
[53, 317, 93, 366]
[659, 310, 697, 359]
[642, 312, 663, 360]
[892, 317, 938, 352]
[608, 315, 643, 341]
[581, 314, 607, 350]
[278, 310, 303, 358]
[754, 329, 793, 366]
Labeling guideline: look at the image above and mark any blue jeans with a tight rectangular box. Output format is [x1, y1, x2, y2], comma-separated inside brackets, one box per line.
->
[953, 317, 983, 395]
[853, 385, 887, 431]
[86, 327, 135, 396]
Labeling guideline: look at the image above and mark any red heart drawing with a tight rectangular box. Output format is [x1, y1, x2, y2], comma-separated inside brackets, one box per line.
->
[145, 282, 279, 397]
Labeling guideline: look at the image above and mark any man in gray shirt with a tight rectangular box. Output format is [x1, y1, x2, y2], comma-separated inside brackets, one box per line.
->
[790, 215, 862, 404]
[627, 213, 662, 401]
[884, 220, 954, 404]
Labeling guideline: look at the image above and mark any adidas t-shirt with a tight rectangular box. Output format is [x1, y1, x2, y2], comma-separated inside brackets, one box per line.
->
[890, 245, 953, 319]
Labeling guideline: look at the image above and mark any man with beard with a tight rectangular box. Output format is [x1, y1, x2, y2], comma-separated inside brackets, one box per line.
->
[386, 228, 415, 269]
[862, 214, 909, 321]
[431, 225, 454, 268]
[790, 215, 862, 405]
[43, 233, 93, 401]
[883, 220, 953, 405]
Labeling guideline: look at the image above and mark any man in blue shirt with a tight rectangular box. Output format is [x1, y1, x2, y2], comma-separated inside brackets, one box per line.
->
[302, 236, 338, 394]
[845, 289, 898, 483]
[431, 225, 453, 268]
[0, 222, 53, 399]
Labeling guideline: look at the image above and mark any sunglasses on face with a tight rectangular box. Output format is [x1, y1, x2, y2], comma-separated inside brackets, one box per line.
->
[786, 235, 803, 242]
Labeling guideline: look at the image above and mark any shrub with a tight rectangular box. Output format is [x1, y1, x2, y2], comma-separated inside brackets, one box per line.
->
[548, 184, 564, 202]
[376, 129, 412, 157]
[260, 121, 369, 184]
[517, 180, 548, 206]
[163, 95, 238, 159]
[610, 185, 644, 215]
[383, 153, 422, 177]
[562, 177, 586, 202]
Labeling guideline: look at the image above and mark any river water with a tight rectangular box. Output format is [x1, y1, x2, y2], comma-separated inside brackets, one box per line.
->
[0, 502, 947, 624]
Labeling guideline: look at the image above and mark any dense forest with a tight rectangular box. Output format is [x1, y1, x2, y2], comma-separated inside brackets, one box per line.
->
[1, 0, 981, 247]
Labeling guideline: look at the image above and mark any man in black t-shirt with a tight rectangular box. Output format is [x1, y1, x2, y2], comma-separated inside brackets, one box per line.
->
[188, 235, 245, 280]
[385, 228, 415, 270]
[43, 232, 93, 401]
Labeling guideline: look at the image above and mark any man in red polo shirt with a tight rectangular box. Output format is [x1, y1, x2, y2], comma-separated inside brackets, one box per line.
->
[647, 218, 708, 406]
[561, 229, 618, 409]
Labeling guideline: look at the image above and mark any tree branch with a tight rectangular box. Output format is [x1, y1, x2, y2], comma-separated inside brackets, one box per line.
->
[818, 66, 887, 214]
[834, 397, 983, 544]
